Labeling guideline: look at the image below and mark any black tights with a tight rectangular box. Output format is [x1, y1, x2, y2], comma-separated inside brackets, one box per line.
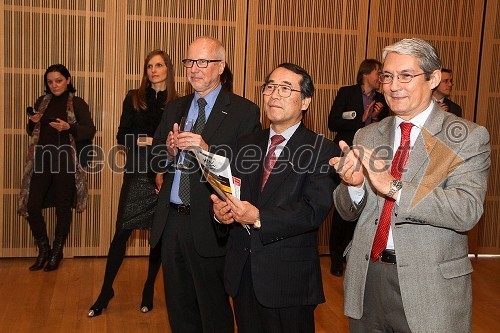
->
[95, 227, 161, 305]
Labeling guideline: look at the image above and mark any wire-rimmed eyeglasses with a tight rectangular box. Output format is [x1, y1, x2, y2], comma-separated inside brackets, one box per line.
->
[261, 83, 301, 98]
[181, 59, 222, 68]
[379, 72, 426, 84]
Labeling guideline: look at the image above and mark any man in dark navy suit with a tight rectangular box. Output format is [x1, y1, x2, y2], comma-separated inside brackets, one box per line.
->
[212, 63, 339, 333]
[151, 37, 260, 333]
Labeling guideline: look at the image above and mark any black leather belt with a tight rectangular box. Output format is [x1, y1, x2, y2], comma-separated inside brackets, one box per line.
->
[170, 202, 190, 215]
[380, 249, 397, 264]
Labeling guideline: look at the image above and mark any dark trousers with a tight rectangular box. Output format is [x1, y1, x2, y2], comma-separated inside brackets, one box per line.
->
[233, 257, 316, 333]
[329, 208, 356, 264]
[161, 210, 233, 333]
[349, 260, 412, 333]
[27, 152, 75, 240]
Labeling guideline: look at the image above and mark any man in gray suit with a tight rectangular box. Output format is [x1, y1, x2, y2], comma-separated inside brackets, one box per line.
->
[330, 38, 490, 333]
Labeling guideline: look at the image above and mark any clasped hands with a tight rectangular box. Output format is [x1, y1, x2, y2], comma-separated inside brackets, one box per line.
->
[166, 122, 208, 157]
[211, 194, 259, 228]
[329, 140, 395, 196]
[362, 101, 384, 122]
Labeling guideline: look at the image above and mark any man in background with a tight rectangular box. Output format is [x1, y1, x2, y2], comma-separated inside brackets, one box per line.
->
[432, 68, 462, 117]
[327, 59, 389, 276]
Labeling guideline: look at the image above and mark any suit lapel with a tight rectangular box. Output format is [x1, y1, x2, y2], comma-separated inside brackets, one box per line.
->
[257, 124, 306, 206]
[201, 89, 230, 143]
[375, 118, 397, 210]
[403, 104, 444, 182]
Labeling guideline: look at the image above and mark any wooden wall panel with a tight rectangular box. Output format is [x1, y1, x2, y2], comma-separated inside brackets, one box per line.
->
[475, 0, 500, 254]
[367, 0, 485, 122]
[1, 0, 113, 258]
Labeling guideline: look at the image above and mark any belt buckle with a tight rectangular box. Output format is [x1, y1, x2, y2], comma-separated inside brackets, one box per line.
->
[177, 204, 190, 215]
[379, 250, 396, 265]
[170, 203, 190, 215]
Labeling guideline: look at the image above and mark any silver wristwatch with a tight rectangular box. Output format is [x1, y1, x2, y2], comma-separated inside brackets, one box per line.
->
[386, 180, 403, 198]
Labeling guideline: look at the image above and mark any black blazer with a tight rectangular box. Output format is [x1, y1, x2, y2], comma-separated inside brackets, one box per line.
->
[442, 97, 462, 117]
[223, 124, 339, 308]
[150, 89, 261, 257]
[328, 84, 388, 145]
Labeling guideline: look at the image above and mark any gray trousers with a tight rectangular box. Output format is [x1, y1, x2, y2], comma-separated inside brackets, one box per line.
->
[349, 260, 412, 333]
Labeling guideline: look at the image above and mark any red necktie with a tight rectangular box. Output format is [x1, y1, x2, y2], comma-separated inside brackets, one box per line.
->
[261, 134, 285, 191]
[371, 122, 414, 261]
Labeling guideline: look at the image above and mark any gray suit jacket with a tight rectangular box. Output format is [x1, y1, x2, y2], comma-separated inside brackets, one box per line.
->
[333, 105, 490, 333]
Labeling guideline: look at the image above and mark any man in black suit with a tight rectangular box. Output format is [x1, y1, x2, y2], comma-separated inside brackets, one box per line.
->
[211, 63, 339, 332]
[151, 37, 261, 333]
[432, 68, 462, 117]
[327, 59, 389, 276]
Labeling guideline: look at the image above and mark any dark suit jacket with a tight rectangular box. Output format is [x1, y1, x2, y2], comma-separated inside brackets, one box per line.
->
[150, 89, 261, 257]
[328, 84, 388, 145]
[443, 97, 462, 117]
[223, 124, 339, 308]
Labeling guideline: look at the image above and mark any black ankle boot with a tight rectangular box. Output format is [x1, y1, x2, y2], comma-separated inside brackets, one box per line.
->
[29, 236, 51, 271]
[44, 235, 65, 272]
[88, 289, 115, 317]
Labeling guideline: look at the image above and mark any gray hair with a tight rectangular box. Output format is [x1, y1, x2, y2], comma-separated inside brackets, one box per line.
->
[382, 38, 441, 79]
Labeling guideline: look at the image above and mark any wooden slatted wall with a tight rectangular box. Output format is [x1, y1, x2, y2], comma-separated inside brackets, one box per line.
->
[1, 0, 497, 258]
[476, 0, 500, 254]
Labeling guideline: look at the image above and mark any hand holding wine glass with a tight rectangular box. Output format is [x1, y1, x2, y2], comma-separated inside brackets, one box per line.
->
[172, 117, 195, 169]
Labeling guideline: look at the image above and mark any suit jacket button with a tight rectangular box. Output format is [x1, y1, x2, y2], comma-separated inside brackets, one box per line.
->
[365, 254, 369, 260]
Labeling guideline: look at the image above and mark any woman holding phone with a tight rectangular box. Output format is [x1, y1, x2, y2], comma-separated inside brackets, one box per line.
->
[19, 64, 96, 272]
[88, 50, 178, 317]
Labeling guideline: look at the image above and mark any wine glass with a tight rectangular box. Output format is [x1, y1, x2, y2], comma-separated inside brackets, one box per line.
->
[179, 117, 194, 133]
[173, 117, 195, 169]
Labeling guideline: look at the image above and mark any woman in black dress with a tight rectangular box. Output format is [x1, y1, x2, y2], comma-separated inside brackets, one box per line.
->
[19, 64, 96, 272]
[88, 50, 177, 317]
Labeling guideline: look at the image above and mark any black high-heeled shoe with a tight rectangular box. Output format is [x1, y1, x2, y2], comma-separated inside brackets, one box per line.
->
[88, 289, 114, 317]
[140, 283, 153, 313]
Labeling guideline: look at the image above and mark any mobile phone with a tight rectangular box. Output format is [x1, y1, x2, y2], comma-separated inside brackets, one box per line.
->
[26, 106, 36, 116]
[47, 117, 58, 123]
